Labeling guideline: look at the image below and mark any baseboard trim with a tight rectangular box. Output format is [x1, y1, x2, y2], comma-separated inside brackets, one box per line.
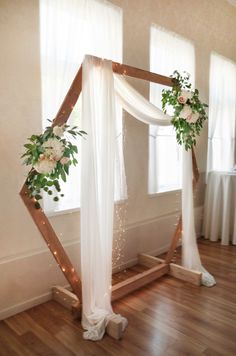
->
[0, 292, 52, 321]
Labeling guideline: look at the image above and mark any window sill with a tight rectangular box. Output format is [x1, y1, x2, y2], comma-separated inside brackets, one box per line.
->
[45, 198, 128, 218]
[45, 207, 81, 218]
[148, 188, 181, 198]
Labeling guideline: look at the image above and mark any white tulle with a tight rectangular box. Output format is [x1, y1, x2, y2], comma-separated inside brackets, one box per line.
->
[182, 148, 216, 287]
[80, 55, 215, 341]
[207, 53, 236, 175]
[114, 74, 171, 125]
[81, 56, 128, 341]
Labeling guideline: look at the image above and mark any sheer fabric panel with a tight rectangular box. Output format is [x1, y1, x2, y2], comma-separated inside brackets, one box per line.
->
[182, 149, 216, 287]
[39, 0, 124, 214]
[149, 26, 195, 193]
[81, 56, 127, 341]
[207, 53, 236, 174]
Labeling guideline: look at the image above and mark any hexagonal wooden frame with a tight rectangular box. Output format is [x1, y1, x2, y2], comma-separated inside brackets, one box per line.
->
[20, 55, 200, 314]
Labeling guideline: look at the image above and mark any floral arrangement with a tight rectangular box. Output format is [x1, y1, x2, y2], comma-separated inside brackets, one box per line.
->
[22, 121, 86, 208]
[161, 70, 208, 150]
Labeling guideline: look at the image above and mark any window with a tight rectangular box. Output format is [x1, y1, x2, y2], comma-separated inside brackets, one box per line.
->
[207, 53, 236, 173]
[40, 0, 124, 214]
[149, 26, 195, 193]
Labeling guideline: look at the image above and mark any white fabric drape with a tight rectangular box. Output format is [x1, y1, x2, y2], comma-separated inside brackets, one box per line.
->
[182, 149, 216, 286]
[207, 53, 236, 174]
[81, 56, 215, 340]
[114, 74, 171, 125]
[115, 74, 215, 286]
[39, 0, 124, 213]
[81, 56, 127, 341]
[149, 25, 195, 193]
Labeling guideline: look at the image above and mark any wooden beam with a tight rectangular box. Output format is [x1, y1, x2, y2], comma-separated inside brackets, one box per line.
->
[169, 263, 201, 286]
[164, 147, 200, 264]
[111, 263, 169, 302]
[112, 60, 173, 87]
[192, 148, 200, 187]
[138, 253, 163, 268]
[139, 254, 201, 286]
[20, 187, 82, 301]
[165, 216, 182, 264]
[52, 286, 79, 311]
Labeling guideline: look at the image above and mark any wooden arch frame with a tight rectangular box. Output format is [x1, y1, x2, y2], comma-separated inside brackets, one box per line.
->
[20, 55, 201, 338]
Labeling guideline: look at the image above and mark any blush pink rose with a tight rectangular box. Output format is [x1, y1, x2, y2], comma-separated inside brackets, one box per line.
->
[60, 157, 70, 165]
[180, 105, 192, 120]
[178, 96, 186, 104]
[178, 90, 192, 104]
[186, 112, 199, 123]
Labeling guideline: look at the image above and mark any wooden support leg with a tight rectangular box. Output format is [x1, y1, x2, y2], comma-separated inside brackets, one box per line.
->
[139, 254, 201, 286]
[165, 217, 182, 264]
[164, 148, 200, 264]
[106, 316, 126, 340]
[52, 286, 79, 311]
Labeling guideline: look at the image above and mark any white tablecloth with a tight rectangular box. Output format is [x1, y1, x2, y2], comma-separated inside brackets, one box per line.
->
[203, 171, 236, 245]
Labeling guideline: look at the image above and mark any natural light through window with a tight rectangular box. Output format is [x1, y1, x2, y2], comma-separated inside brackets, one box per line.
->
[149, 25, 195, 194]
[207, 52, 236, 174]
[40, 0, 124, 214]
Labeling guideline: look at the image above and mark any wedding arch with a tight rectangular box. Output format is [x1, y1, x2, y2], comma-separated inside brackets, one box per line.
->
[20, 55, 215, 341]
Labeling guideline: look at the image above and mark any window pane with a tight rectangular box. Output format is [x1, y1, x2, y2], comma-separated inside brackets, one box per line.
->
[149, 26, 195, 193]
[207, 53, 236, 173]
[40, 0, 124, 214]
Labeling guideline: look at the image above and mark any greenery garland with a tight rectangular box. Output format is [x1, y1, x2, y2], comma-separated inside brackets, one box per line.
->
[22, 121, 86, 208]
[162, 70, 208, 150]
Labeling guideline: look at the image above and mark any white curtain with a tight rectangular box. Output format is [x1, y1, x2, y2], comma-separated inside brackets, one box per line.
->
[81, 56, 127, 341]
[39, 0, 124, 214]
[182, 149, 216, 286]
[149, 25, 195, 193]
[207, 53, 236, 174]
[81, 56, 215, 341]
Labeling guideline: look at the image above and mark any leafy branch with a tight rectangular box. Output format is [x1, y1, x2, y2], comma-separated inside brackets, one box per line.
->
[22, 121, 87, 208]
[162, 71, 208, 150]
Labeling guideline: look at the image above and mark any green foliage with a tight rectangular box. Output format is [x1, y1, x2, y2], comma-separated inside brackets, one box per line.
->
[22, 121, 87, 208]
[162, 71, 208, 151]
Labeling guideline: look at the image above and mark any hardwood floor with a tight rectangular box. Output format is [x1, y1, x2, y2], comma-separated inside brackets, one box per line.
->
[0, 239, 236, 355]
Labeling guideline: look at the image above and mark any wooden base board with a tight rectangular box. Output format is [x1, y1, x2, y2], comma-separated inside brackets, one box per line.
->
[111, 263, 169, 302]
[52, 253, 202, 340]
[138, 253, 202, 286]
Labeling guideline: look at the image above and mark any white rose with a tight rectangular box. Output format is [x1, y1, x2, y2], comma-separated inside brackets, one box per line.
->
[34, 157, 57, 174]
[180, 105, 193, 120]
[60, 156, 70, 165]
[43, 138, 64, 161]
[53, 125, 64, 137]
[187, 112, 199, 123]
[178, 90, 192, 104]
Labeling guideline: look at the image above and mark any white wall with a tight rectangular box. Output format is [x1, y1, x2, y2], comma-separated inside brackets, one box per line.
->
[1, 0, 236, 319]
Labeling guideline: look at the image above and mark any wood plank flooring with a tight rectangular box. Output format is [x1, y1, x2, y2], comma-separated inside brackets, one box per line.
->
[0, 239, 236, 355]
